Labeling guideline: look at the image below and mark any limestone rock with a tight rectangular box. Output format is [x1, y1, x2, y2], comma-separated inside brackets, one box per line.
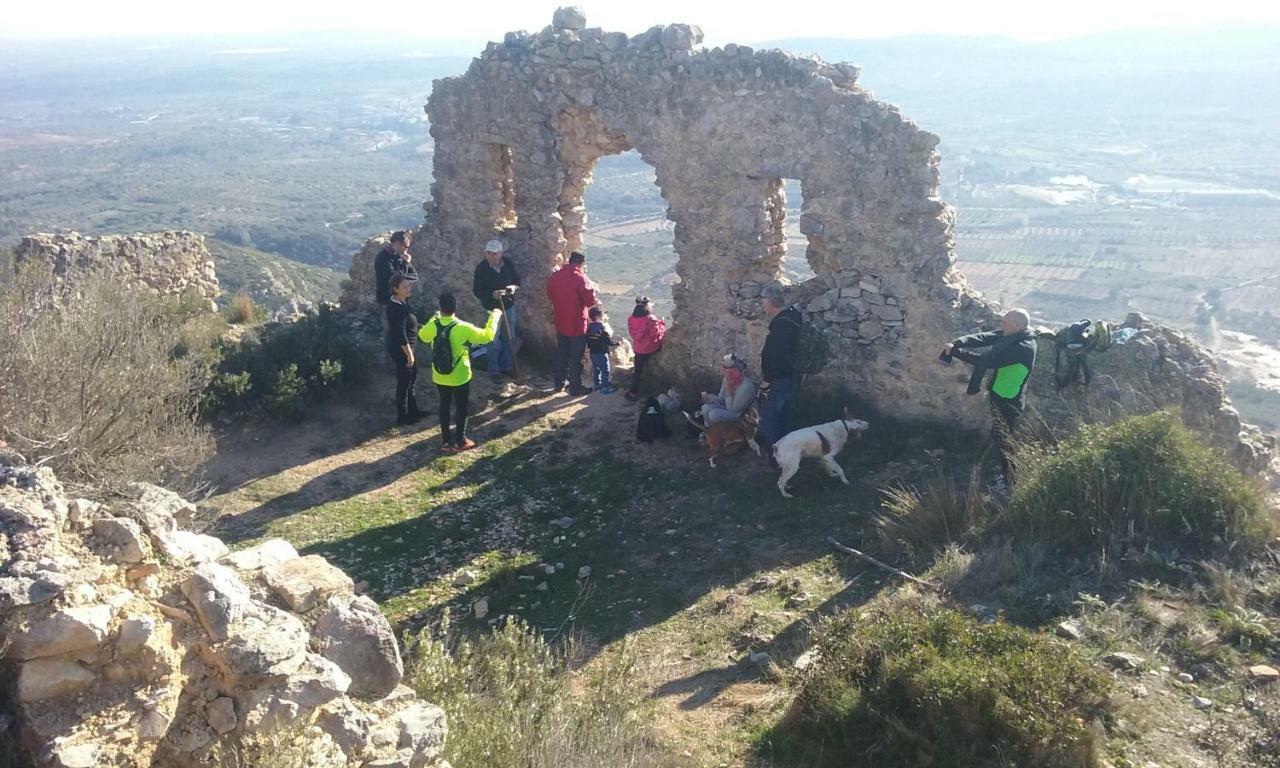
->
[1055, 621, 1083, 641]
[10, 604, 113, 660]
[314, 595, 404, 700]
[206, 697, 238, 735]
[93, 517, 149, 563]
[117, 616, 156, 655]
[281, 653, 353, 708]
[124, 481, 198, 531]
[261, 554, 355, 612]
[215, 604, 309, 680]
[18, 659, 95, 702]
[318, 699, 375, 756]
[221, 538, 299, 571]
[181, 562, 252, 642]
[152, 528, 229, 565]
[397, 701, 449, 765]
[1104, 652, 1145, 671]
[1248, 664, 1279, 683]
[552, 6, 587, 30]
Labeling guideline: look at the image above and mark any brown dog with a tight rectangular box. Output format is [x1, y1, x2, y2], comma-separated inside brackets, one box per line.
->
[686, 407, 762, 467]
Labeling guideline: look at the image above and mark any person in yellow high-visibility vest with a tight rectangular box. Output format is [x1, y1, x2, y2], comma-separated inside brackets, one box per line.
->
[419, 291, 501, 453]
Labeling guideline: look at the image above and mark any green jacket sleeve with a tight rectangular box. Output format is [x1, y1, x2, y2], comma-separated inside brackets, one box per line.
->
[463, 310, 502, 345]
[418, 316, 439, 345]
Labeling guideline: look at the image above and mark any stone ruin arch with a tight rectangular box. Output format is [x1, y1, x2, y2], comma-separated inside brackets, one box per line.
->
[415, 8, 975, 425]
[362, 7, 1271, 471]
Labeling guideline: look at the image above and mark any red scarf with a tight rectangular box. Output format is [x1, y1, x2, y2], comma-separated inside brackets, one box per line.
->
[724, 367, 744, 395]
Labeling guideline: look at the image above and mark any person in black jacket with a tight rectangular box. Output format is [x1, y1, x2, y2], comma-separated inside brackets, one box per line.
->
[375, 231, 418, 307]
[471, 239, 521, 380]
[942, 308, 1037, 487]
[385, 274, 429, 425]
[758, 282, 802, 462]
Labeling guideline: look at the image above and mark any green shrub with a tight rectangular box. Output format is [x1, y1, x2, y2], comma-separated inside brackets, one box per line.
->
[205, 304, 372, 419]
[764, 602, 1111, 768]
[405, 618, 661, 768]
[1004, 411, 1272, 558]
[265, 364, 307, 421]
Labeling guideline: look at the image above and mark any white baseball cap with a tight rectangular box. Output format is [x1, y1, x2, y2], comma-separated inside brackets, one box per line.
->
[485, 239, 504, 253]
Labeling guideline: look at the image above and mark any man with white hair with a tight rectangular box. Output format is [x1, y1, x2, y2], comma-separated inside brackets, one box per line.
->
[471, 239, 521, 380]
[942, 308, 1037, 487]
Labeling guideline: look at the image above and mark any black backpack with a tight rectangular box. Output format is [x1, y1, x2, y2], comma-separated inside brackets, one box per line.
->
[432, 319, 460, 376]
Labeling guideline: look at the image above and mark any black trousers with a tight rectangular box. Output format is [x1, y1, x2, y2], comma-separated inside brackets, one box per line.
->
[989, 396, 1023, 485]
[630, 351, 654, 395]
[437, 381, 471, 445]
[553, 334, 587, 390]
[388, 348, 418, 417]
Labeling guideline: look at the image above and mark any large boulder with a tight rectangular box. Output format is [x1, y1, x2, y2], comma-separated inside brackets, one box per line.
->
[314, 595, 404, 700]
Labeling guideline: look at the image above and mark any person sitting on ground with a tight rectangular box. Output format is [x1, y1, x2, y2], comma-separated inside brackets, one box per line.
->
[385, 274, 430, 425]
[546, 251, 599, 396]
[626, 296, 667, 401]
[471, 239, 521, 381]
[585, 306, 620, 395]
[375, 230, 418, 306]
[941, 307, 1037, 487]
[418, 291, 501, 453]
[685, 353, 757, 428]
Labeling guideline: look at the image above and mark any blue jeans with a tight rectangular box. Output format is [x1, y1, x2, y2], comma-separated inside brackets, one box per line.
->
[485, 303, 518, 375]
[590, 352, 611, 389]
[758, 377, 795, 450]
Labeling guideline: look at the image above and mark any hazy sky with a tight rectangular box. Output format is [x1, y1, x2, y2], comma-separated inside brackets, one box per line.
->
[4, 0, 1279, 42]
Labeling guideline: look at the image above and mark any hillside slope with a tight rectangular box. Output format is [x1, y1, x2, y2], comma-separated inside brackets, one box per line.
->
[207, 238, 344, 312]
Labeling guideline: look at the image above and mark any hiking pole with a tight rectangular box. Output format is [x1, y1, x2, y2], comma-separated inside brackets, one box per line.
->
[501, 306, 523, 383]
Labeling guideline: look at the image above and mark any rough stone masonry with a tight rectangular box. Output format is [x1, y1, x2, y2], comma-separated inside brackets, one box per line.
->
[343, 7, 1272, 474]
[15, 232, 221, 310]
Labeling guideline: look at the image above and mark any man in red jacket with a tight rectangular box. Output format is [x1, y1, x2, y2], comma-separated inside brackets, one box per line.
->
[546, 251, 598, 396]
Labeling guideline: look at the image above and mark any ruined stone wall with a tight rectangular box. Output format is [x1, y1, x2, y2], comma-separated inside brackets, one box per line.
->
[0, 456, 449, 768]
[356, 7, 1273, 473]
[410, 8, 968, 424]
[14, 232, 221, 308]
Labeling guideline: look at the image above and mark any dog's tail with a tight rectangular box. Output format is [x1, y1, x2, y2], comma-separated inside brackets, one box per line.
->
[681, 411, 706, 432]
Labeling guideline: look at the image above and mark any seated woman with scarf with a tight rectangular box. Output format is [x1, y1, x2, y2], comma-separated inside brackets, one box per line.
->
[689, 353, 758, 427]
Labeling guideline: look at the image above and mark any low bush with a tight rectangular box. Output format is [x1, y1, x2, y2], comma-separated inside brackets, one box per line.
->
[0, 267, 214, 491]
[405, 618, 662, 768]
[874, 465, 988, 562]
[1004, 411, 1272, 559]
[763, 600, 1112, 767]
[225, 292, 266, 325]
[205, 304, 372, 420]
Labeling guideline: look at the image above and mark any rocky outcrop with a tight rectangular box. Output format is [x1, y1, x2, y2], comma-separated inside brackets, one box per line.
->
[1025, 313, 1275, 475]
[0, 457, 448, 768]
[14, 231, 221, 309]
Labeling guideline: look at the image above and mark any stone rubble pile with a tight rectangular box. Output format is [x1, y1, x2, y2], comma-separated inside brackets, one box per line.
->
[0, 456, 449, 768]
[14, 232, 221, 310]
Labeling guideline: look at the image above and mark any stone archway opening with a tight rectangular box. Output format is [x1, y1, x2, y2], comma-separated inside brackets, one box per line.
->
[582, 150, 678, 323]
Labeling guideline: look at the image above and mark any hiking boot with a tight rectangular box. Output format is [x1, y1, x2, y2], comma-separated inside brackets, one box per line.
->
[396, 414, 415, 426]
[599, 385, 615, 394]
[455, 438, 477, 452]
[568, 386, 592, 397]
[409, 408, 431, 421]
[440, 443, 458, 453]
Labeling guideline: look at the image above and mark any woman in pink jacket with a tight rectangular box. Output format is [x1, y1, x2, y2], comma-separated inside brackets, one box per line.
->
[626, 296, 667, 401]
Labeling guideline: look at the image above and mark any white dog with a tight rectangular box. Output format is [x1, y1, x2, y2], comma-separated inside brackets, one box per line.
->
[772, 409, 869, 498]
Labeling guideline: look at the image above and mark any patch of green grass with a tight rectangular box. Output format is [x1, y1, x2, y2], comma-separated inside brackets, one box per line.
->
[762, 597, 1113, 768]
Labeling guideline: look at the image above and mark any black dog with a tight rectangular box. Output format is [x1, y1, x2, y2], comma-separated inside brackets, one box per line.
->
[636, 397, 673, 443]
